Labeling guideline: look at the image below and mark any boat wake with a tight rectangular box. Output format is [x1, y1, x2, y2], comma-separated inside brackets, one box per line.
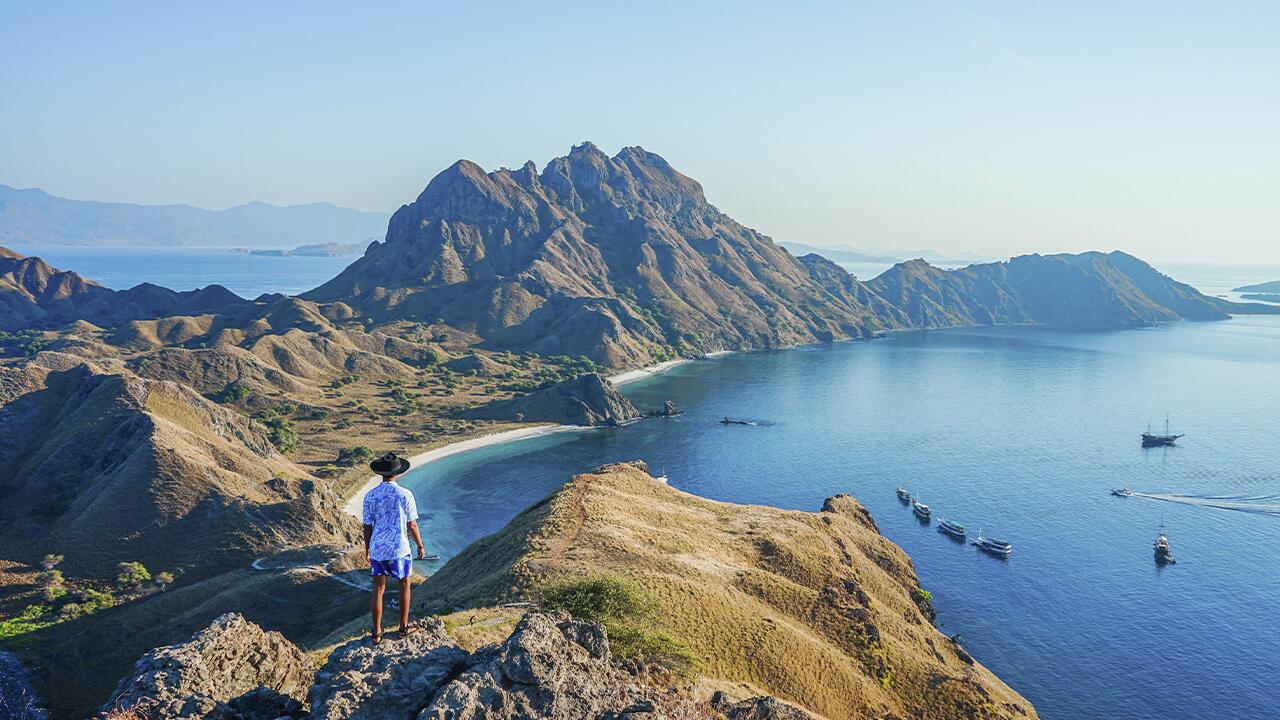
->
[1129, 492, 1280, 516]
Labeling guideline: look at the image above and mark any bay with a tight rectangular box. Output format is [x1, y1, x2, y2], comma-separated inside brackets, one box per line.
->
[401, 315, 1280, 720]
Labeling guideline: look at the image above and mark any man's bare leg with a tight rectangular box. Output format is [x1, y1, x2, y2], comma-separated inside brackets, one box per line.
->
[371, 575, 386, 639]
[399, 576, 412, 632]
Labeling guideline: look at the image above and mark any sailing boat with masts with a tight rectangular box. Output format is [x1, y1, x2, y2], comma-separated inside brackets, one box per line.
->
[1142, 413, 1184, 447]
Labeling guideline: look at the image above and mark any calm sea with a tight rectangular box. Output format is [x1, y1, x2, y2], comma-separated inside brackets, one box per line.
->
[7, 245, 355, 298]
[401, 316, 1280, 720]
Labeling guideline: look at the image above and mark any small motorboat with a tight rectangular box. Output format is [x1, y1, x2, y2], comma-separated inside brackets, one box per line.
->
[1154, 523, 1176, 565]
[912, 499, 932, 520]
[422, 554, 441, 562]
[972, 530, 1013, 557]
[937, 518, 966, 539]
[720, 417, 753, 426]
[896, 487, 911, 502]
[1111, 488, 1133, 497]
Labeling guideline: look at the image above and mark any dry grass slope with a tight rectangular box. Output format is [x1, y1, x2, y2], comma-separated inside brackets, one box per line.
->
[407, 462, 1037, 720]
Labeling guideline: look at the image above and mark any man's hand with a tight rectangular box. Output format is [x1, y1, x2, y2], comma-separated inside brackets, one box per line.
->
[416, 544, 427, 560]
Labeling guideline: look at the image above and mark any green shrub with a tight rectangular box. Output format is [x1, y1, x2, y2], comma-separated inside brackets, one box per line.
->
[539, 574, 697, 675]
[337, 446, 374, 467]
[216, 382, 251, 404]
[117, 561, 151, 588]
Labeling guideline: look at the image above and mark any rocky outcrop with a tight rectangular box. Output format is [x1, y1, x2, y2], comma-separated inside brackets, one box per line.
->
[460, 373, 640, 426]
[0, 248, 248, 332]
[419, 612, 616, 720]
[308, 619, 468, 720]
[103, 613, 312, 719]
[718, 695, 822, 720]
[111, 610, 764, 720]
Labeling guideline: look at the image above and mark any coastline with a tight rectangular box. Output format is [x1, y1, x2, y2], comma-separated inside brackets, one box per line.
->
[341, 424, 592, 518]
[608, 350, 734, 387]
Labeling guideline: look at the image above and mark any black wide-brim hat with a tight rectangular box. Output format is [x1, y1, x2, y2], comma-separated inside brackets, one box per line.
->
[370, 452, 410, 477]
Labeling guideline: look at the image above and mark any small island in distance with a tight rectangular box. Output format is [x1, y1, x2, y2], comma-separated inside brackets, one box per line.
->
[229, 241, 368, 257]
[1232, 281, 1280, 303]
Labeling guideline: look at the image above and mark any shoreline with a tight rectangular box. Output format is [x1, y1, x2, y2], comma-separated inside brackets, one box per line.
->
[341, 424, 592, 518]
[608, 350, 734, 387]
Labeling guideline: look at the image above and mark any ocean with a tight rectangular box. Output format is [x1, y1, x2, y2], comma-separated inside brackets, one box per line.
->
[399, 317, 1280, 720]
[6, 245, 355, 298]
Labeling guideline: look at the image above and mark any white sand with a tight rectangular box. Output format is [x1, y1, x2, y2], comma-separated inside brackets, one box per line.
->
[341, 424, 590, 518]
[608, 351, 735, 387]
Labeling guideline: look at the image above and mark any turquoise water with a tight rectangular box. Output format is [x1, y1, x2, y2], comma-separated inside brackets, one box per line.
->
[402, 317, 1280, 720]
[7, 245, 355, 297]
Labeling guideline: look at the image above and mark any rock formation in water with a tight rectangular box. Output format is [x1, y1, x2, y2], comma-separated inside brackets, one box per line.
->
[460, 372, 640, 426]
[410, 462, 1038, 720]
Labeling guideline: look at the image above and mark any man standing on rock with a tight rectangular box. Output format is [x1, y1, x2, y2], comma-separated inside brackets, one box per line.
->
[363, 452, 427, 643]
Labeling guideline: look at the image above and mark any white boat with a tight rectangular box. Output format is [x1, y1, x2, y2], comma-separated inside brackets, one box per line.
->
[937, 518, 966, 538]
[1111, 488, 1133, 497]
[972, 530, 1012, 557]
[912, 499, 932, 520]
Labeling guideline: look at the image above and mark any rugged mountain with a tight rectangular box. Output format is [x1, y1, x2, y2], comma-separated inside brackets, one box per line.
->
[460, 373, 640, 426]
[407, 462, 1037, 720]
[0, 184, 387, 248]
[0, 247, 247, 332]
[866, 251, 1273, 329]
[0, 353, 358, 580]
[305, 143, 903, 366]
[304, 145, 1274, 366]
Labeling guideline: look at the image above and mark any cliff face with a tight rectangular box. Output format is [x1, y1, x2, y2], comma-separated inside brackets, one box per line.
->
[304, 143, 898, 366]
[410, 462, 1038, 720]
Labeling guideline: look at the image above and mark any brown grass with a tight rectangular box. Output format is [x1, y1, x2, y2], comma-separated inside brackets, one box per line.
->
[401, 462, 1037, 720]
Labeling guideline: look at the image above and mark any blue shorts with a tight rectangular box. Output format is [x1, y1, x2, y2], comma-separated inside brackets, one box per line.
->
[370, 556, 413, 579]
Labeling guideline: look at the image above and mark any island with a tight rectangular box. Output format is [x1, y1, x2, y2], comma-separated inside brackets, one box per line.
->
[1233, 280, 1280, 293]
[229, 241, 367, 257]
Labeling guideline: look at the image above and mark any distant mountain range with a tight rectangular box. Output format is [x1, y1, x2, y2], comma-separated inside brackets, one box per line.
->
[777, 241, 988, 267]
[0, 184, 388, 248]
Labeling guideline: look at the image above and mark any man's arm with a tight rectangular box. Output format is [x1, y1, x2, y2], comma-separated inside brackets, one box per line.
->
[362, 524, 373, 563]
[407, 521, 426, 560]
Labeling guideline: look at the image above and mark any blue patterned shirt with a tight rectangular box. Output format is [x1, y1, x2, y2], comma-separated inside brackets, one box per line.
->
[362, 481, 419, 561]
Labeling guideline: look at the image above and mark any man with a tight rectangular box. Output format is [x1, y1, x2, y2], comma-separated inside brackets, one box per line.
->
[362, 452, 427, 643]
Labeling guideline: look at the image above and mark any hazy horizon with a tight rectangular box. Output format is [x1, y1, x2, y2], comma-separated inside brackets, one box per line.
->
[3, 3, 1277, 264]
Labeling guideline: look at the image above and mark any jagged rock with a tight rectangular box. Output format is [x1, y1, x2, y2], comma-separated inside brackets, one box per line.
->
[210, 688, 305, 720]
[418, 612, 616, 720]
[461, 373, 640, 426]
[308, 618, 468, 720]
[103, 613, 312, 719]
[721, 696, 822, 720]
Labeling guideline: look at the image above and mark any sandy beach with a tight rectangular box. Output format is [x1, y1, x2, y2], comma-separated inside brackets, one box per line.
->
[608, 350, 734, 386]
[341, 424, 591, 518]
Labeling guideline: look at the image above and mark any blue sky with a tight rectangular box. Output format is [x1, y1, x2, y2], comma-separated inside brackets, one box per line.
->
[2, 2, 1277, 263]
